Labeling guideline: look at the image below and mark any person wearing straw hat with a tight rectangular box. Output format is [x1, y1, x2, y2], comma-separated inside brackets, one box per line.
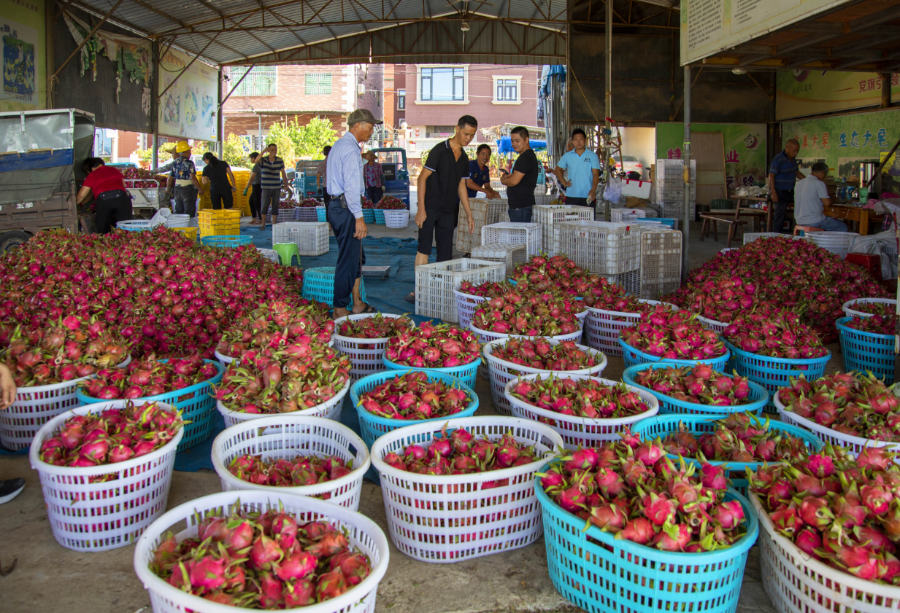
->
[165, 141, 200, 217]
[0, 364, 24, 505]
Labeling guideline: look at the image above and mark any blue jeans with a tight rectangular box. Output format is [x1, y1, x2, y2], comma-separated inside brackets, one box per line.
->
[508, 207, 533, 222]
[811, 217, 848, 232]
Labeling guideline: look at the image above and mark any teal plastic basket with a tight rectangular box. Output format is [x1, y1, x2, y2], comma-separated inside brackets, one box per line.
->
[349, 370, 479, 448]
[316, 207, 327, 222]
[631, 414, 823, 493]
[618, 337, 730, 371]
[117, 220, 154, 232]
[724, 340, 830, 411]
[200, 234, 253, 248]
[382, 355, 481, 389]
[622, 363, 768, 416]
[836, 316, 895, 383]
[75, 359, 224, 452]
[362, 209, 375, 223]
[535, 475, 758, 613]
[301, 267, 367, 308]
[373, 209, 385, 224]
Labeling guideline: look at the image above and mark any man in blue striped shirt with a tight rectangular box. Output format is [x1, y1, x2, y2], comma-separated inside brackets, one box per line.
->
[249, 143, 290, 228]
[767, 138, 804, 233]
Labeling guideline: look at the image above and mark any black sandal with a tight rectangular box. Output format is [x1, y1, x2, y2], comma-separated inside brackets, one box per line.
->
[352, 302, 377, 314]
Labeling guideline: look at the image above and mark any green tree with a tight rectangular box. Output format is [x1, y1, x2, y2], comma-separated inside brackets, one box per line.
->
[294, 117, 338, 159]
[265, 121, 298, 165]
[223, 134, 250, 168]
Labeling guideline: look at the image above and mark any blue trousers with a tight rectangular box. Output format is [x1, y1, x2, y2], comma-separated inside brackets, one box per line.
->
[508, 206, 533, 222]
[327, 204, 365, 309]
[810, 217, 848, 232]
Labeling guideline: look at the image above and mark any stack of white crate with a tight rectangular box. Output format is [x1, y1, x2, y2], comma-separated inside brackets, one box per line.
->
[415, 258, 506, 323]
[636, 227, 682, 299]
[609, 208, 649, 223]
[455, 198, 509, 255]
[272, 222, 329, 256]
[533, 205, 595, 256]
[558, 221, 641, 293]
[654, 159, 696, 220]
[470, 243, 527, 275]
[480, 222, 542, 257]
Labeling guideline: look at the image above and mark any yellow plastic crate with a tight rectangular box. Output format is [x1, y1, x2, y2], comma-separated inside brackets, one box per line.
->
[170, 226, 198, 241]
[199, 209, 241, 237]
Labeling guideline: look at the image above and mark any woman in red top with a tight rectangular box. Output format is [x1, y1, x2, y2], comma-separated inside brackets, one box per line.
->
[76, 158, 132, 233]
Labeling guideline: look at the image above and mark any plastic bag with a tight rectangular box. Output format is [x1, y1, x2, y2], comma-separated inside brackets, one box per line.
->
[603, 178, 623, 204]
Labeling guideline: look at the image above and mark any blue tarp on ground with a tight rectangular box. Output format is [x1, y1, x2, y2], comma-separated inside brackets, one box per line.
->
[496, 137, 547, 154]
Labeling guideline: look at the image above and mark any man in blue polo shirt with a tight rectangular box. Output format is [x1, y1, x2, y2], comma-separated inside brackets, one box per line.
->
[465, 144, 500, 199]
[554, 128, 601, 207]
[768, 138, 805, 233]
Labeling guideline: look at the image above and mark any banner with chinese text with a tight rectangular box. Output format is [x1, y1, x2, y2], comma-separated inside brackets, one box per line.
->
[777, 70, 900, 120]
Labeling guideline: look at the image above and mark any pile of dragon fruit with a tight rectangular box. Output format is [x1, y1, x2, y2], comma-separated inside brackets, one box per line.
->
[79, 355, 219, 400]
[630, 363, 754, 406]
[38, 401, 183, 467]
[509, 376, 650, 419]
[384, 322, 481, 369]
[216, 341, 351, 414]
[380, 426, 538, 475]
[658, 413, 810, 463]
[843, 314, 897, 335]
[457, 280, 515, 299]
[540, 438, 748, 551]
[336, 313, 413, 339]
[512, 254, 596, 296]
[357, 371, 471, 420]
[490, 338, 600, 371]
[669, 237, 886, 340]
[749, 446, 900, 584]
[471, 291, 584, 337]
[297, 198, 322, 208]
[724, 308, 827, 359]
[228, 454, 354, 488]
[847, 301, 896, 317]
[620, 306, 727, 361]
[2, 316, 129, 387]
[778, 372, 900, 441]
[375, 196, 405, 210]
[216, 301, 333, 358]
[150, 507, 372, 607]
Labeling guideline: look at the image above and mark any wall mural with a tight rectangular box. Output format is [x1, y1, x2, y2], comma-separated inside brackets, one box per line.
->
[157, 47, 218, 141]
[1, 0, 44, 111]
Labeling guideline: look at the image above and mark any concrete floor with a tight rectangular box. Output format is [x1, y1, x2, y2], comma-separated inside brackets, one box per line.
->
[0, 219, 781, 613]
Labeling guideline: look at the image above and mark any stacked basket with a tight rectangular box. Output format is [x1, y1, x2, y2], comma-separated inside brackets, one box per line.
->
[332, 313, 413, 380]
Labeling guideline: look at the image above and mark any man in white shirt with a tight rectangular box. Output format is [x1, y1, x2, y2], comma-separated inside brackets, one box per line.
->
[794, 162, 847, 232]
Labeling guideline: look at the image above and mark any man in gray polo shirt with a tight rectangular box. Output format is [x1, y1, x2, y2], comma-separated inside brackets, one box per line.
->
[794, 162, 847, 232]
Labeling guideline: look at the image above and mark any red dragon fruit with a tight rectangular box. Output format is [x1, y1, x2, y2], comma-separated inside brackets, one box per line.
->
[509, 375, 651, 419]
[385, 321, 481, 368]
[631, 363, 754, 406]
[620, 306, 727, 361]
[78, 354, 218, 400]
[357, 371, 471, 420]
[336, 313, 413, 339]
[490, 337, 602, 371]
[471, 290, 584, 337]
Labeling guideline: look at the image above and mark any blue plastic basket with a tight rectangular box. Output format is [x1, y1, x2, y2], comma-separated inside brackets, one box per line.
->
[75, 359, 224, 452]
[316, 207, 327, 222]
[373, 209, 385, 225]
[117, 220, 154, 232]
[836, 316, 895, 383]
[618, 337, 730, 371]
[301, 267, 367, 308]
[362, 209, 375, 224]
[382, 355, 481, 389]
[724, 340, 830, 411]
[535, 475, 758, 613]
[622, 362, 768, 415]
[200, 234, 253, 248]
[349, 370, 479, 448]
[631, 414, 822, 493]
[637, 217, 676, 228]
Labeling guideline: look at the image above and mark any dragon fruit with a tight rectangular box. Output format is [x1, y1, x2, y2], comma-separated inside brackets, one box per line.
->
[620, 306, 727, 361]
[844, 314, 897, 335]
[724, 308, 827, 359]
[336, 313, 413, 339]
[216, 301, 333, 358]
[227, 453, 354, 493]
[630, 363, 754, 406]
[490, 338, 601, 371]
[358, 371, 471, 420]
[471, 291, 585, 337]
[384, 321, 481, 368]
[79, 354, 219, 400]
[509, 375, 651, 419]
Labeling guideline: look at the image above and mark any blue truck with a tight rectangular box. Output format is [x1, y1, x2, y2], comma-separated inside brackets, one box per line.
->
[369, 147, 411, 208]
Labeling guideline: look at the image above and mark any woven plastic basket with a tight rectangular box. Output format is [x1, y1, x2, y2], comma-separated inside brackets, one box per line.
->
[807, 231, 859, 258]
[200, 234, 252, 248]
[373, 209, 385, 224]
[842, 297, 897, 319]
[751, 493, 900, 613]
[483, 338, 608, 416]
[504, 374, 659, 449]
[836, 316, 895, 383]
[302, 267, 367, 308]
[0, 356, 131, 450]
[370, 416, 564, 563]
[29, 401, 183, 552]
[362, 209, 375, 223]
[216, 378, 350, 428]
[774, 391, 900, 461]
[117, 219, 155, 232]
[725, 341, 830, 411]
[583, 300, 671, 357]
[349, 370, 478, 448]
[469, 321, 583, 346]
[537, 481, 758, 613]
[452, 289, 487, 332]
[164, 214, 190, 228]
[622, 363, 769, 416]
[697, 314, 729, 334]
[381, 355, 481, 389]
[332, 313, 413, 379]
[76, 359, 224, 451]
[211, 415, 370, 510]
[133, 490, 390, 613]
[619, 337, 730, 370]
[383, 209, 409, 228]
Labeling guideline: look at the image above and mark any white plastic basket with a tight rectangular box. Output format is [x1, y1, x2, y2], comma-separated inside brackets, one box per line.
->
[480, 222, 542, 257]
[483, 339, 608, 415]
[452, 289, 488, 332]
[369, 416, 564, 563]
[533, 204, 594, 255]
[414, 258, 506, 323]
[133, 490, 390, 613]
[469, 321, 583, 345]
[216, 378, 350, 427]
[774, 391, 900, 461]
[332, 313, 412, 379]
[29, 401, 183, 552]
[0, 356, 131, 450]
[470, 242, 526, 275]
[743, 232, 783, 245]
[583, 299, 670, 357]
[697, 314, 729, 333]
[272, 221, 330, 256]
[211, 415, 370, 510]
[609, 207, 648, 222]
[455, 198, 509, 255]
[558, 220, 641, 274]
[383, 209, 409, 228]
[639, 229, 682, 299]
[752, 493, 900, 613]
[842, 297, 897, 319]
[164, 214, 190, 228]
[807, 231, 859, 259]
[213, 349, 234, 365]
[504, 373, 659, 449]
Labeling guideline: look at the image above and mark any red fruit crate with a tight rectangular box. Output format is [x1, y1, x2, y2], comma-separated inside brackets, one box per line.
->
[845, 252, 882, 281]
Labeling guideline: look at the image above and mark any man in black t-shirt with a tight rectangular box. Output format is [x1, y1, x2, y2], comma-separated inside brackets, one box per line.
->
[500, 126, 539, 222]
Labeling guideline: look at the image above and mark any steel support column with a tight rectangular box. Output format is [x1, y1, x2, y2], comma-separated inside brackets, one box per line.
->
[682, 64, 692, 280]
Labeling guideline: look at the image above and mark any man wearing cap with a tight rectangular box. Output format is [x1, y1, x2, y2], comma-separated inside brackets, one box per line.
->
[326, 109, 380, 318]
[165, 141, 200, 216]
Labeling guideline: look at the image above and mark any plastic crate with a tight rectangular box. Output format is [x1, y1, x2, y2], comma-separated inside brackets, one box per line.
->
[470, 242, 526, 275]
[349, 370, 479, 448]
[163, 214, 190, 228]
[272, 221, 329, 256]
[619, 337, 730, 370]
[533, 204, 594, 255]
[414, 258, 506, 323]
[638, 217, 676, 228]
[373, 209, 385, 225]
[455, 197, 509, 255]
[316, 206, 327, 222]
[370, 416, 563, 563]
[383, 209, 409, 228]
[216, 378, 349, 428]
[200, 234, 252, 248]
[807, 231, 859, 258]
[836, 316, 895, 383]
[198, 208, 240, 237]
[255, 247, 279, 263]
[725, 341, 830, 411]
[480, 222, 542, 257]
[382, 355, 481, 389]
[452, 289, 487, 332]
[169, 226, 197, 241]
[599, 270, 641, 295]
[332, 313, 413, 379]
[210, 415, 370, 510]
[293, 206, 318, 222]
[558, 221, 640, 274]
[622, 362, 768, 416]
[842, 297, 896, 318]
[362, 209, 376, 223]
[133, 491, 390, 613]
[583, 299, 669, 357]
[483, 338, 608, 416]
[302, 267, 367, 308]
[609, 207, 648, 222]
[639, 229, 682, 298]
[537, 482, 758, 613]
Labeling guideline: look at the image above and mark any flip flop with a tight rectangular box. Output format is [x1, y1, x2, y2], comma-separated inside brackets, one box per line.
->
[404, 292, 415, 303]
[352, 302, 377, 315]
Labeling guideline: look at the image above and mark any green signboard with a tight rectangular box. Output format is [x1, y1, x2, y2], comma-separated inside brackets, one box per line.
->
[777, 71, 900, 120]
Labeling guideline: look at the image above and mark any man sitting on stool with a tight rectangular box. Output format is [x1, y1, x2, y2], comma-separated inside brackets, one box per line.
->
[794, 162, 847, 232]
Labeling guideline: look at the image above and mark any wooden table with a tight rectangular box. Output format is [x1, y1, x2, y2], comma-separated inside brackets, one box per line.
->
[729, 195, 768, 232]
[824, 204, 883, 235]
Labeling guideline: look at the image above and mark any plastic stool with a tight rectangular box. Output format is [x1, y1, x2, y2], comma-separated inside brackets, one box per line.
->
[272, 242, 301, 266]
[793, 225, 823, 237]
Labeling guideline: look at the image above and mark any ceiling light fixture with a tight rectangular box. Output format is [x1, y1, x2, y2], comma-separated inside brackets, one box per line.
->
[460, 21, 470, 32]
[731, 67, 748, 75]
